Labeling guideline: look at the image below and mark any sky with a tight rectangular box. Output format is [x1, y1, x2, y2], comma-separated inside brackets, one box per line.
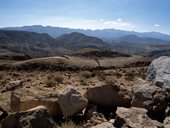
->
[0, 0, 170, 34]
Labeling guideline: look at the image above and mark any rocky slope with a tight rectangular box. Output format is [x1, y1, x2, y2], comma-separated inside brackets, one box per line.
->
[1, 56, 170, 127]
[0, 54, 151, 71]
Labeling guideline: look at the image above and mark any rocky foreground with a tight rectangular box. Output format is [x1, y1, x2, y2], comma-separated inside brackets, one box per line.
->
[0, 56, 170, 128]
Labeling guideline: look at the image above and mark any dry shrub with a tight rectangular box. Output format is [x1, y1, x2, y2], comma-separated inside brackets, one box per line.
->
[60, 120, 77, 128]
[45, 73, 63, 87]
[124, 72, 135, 81]
[79, 71, 92, 78]
[45, 78, 56, 87]
[104, 79, 116, 86]
[113, 72, 123, 78]
[0, 73, 3, 80]
[91, 70, 106, 81]
[125, 71, 146, 81]
[54, 73, 64, 83]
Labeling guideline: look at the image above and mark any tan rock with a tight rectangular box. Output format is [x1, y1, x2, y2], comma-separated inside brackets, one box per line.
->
[10, 91, 62, 117]
[84, 84, 131, 107]
[0, 106, 57, 128]
[0, 92, 12, 112]
[1, 80, 23, 93]
[114, 107, 163, 128]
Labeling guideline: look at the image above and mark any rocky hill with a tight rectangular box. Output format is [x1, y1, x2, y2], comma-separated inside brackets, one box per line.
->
[55, 32, 111, 51]
[0, 30, 112, 59]
[0, 30, 58, 58]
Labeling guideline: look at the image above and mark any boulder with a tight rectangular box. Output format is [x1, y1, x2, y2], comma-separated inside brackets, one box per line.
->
[0, 106, 57, 128]
[58, 86, 88, 117]
[114, 107, 163, 128]
[131, 79, 168, 119]
[0, 92, 12, 112]
[0, 107, 8, 121]
[91, 122, 115, 128]
[1, 80, 23, 93]
[10, 91, 62, 117]
[165, 107, 170, 117]
[163, 116, 170, 128]
[146, 56, 170, 91]
[84, 84, 131, 107]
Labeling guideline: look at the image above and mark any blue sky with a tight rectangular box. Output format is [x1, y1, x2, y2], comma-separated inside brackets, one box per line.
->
[0, 0, 170, 34]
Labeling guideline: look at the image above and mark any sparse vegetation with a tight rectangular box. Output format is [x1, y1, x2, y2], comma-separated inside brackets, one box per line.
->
[124, 72, 136, 81]
[113, 72, 123, 78]
[79, 71, 92, 78]
[45, 73, 64, 87]
[45, 78, 56, 87]
[104, 79, 115, 86]
[0, 73, 3, 80]
[60, 120, 77, 128]
[54, 73, 64, 83]
[92, 70, 107, 81]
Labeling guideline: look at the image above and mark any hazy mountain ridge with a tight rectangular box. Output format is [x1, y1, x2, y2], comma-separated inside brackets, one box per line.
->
[2, 25, 170, 41]
[115, 35, 169, 45]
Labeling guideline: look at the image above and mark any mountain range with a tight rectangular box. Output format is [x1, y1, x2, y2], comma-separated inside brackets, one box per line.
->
[1, 26, 170, 59]
[2, 25, 170, 41]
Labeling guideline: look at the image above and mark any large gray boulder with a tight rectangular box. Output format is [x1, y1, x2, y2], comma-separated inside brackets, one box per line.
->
[84, 84, 131, 107]
[0, 106, 57, 128]
[58, 86, 88, 117]
[114, 107, 163, 128]
[146, 56, 170, 91]
[131, 79, 168, 116]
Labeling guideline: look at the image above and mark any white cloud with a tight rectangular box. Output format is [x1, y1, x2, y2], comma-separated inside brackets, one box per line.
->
[103, 18, 135, 28]
[154, 24, 160, 27]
